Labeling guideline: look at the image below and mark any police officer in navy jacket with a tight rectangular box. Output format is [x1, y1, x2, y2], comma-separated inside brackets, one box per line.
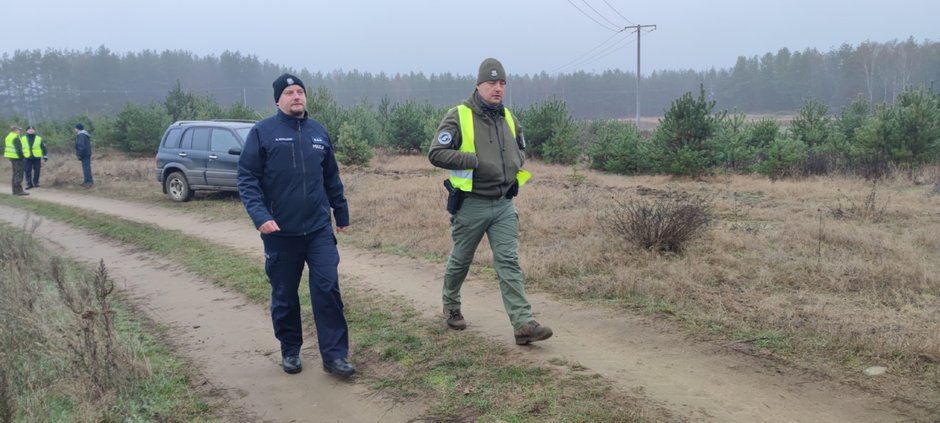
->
[237, 73, 355, 378]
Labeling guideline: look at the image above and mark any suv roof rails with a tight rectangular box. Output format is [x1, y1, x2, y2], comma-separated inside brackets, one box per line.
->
[171, 119, 256, 126]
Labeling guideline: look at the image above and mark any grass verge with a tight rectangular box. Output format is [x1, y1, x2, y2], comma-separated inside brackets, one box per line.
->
[0, 221, 217, 423]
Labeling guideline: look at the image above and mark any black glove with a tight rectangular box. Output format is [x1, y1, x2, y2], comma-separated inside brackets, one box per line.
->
[43, 156, 48, 162]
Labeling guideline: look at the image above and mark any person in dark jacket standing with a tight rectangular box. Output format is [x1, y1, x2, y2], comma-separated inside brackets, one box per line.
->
[237, 73, 355, 378]
[428, 58, 552, 345]
[22, 126, 48, 189]
[74, 123, 94, 188]
[4, 125, 28, 195]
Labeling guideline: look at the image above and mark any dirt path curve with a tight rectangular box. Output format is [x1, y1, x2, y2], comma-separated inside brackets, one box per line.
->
[12, 189, 928, 422]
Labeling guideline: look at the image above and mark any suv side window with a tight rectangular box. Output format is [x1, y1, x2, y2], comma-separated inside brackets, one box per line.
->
[163, 128, 182, 148]
[180, 128, 194, 149]
[210, 129, 240, 153]
[192, 128, 211, 151]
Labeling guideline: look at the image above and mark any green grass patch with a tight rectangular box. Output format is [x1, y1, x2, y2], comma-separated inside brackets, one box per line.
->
[108, 306, 217, 422]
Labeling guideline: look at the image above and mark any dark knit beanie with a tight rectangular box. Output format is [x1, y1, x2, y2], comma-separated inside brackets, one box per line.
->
[476, 58, 506, 85]
[273, 73, 306, 102]
[75, 123, 84, 130]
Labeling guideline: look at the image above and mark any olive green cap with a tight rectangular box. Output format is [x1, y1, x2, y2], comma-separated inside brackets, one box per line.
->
[477, 58, 506, 85]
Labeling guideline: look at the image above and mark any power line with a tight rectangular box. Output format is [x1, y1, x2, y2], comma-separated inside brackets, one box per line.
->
[602, 0, 635, 26]
[550, 31, 623, 73]
[562, 33, 636, 73]
[580, 0, 622, 29]
[565, 0, 619, 32]
[550, 31, 629, 74]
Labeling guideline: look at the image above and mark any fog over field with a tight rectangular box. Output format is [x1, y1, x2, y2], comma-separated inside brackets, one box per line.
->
[3, 0, 937, 75]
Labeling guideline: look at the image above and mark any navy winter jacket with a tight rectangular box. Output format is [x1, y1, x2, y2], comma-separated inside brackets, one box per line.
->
[237, 110, 349, 237]
[75, 130, 91, 159]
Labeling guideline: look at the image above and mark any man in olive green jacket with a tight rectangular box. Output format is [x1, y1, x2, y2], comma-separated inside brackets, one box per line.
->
[428, 58, 552, 345]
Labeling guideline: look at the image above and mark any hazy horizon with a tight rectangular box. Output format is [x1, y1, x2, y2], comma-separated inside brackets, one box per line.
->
[3, 0, 938, 76]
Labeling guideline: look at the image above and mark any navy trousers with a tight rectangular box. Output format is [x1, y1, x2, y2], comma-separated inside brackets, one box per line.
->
[24, 158, 41, 187]
[261, 227, 349, 361]
[79, 157, 94, 184]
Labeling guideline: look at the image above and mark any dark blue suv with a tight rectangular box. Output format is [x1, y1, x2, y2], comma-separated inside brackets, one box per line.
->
[155, 120, 254, 202]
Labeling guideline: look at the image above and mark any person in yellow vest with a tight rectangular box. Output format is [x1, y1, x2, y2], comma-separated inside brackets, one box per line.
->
[428, 58, 552, 345]
[4, 125, 28, 196]
[21, 125, 48, 189]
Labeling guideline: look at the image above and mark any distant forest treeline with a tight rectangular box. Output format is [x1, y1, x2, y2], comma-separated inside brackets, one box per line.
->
[1, 38, 938, 122]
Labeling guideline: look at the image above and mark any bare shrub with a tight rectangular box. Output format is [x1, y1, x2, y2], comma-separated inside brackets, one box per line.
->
[602, 192, 712, 253]
[831, 181, 889, 222]
[801, 153, 834, 176]
[856, 159, 891, 181]
[53, 258, 124, 398]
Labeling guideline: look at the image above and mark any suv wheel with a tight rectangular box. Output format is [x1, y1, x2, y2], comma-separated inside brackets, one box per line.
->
[165, 171, 193, 202]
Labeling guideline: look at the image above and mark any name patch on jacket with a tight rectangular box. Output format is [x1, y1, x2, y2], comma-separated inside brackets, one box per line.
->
[274, 137, 293, 142]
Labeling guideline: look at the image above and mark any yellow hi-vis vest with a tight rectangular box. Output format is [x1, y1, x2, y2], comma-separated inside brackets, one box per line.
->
[21, 135, 42, 158]
[450, 105, 532, 192]
[4, 132, 24, 159]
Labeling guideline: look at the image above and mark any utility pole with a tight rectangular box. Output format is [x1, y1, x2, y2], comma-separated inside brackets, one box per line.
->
[627, 24, 656, 128]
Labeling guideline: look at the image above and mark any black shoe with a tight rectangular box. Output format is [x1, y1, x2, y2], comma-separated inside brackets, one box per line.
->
[445, 308, 467, 330]
[282, 355, 302, 374]
[322, 358, 356, 378]
[33, 184, 40, 188]
[24, 185, 32, 190]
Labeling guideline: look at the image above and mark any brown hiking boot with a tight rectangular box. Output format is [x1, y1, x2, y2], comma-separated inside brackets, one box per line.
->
[445, 308, 466, 330]
[514, 320, 553, 345]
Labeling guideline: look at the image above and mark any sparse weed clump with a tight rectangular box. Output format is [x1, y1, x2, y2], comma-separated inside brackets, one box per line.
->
[830, 181, 889, 222]
[602, 192, 712, 253]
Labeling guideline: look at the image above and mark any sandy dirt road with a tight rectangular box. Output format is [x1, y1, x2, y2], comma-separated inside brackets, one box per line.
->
[4, 189, 932, 422]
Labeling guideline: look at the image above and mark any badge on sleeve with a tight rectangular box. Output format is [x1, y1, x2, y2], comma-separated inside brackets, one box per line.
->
[437, 131, 452, 145]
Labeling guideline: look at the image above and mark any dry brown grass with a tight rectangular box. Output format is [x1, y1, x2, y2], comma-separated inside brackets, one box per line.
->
[348, 156, 940, 402]
[42, 151, 940, 403]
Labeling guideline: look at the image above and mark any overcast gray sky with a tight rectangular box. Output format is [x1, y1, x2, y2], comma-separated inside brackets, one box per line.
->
[4, 1, 937, 76]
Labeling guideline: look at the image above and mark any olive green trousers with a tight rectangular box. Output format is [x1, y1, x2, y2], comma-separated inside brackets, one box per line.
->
[442, 196, 533, 329]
